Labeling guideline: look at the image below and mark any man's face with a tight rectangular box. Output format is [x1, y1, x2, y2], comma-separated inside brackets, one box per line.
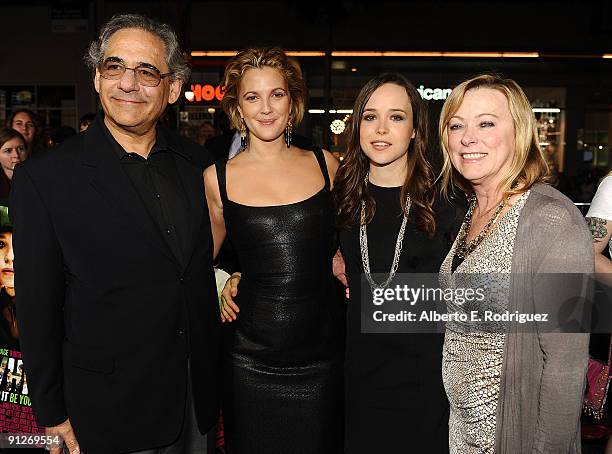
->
[93, 28, 182, 135]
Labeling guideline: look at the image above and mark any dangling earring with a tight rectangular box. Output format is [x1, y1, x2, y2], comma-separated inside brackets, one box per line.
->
[284, 119, 293, 148]
[240, 118, 248, 150]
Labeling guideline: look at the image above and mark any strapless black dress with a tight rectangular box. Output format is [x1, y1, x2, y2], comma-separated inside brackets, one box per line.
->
[215, 149, 344, 454]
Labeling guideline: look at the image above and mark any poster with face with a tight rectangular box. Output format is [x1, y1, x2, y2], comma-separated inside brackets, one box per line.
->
[0, 205, 42, 434]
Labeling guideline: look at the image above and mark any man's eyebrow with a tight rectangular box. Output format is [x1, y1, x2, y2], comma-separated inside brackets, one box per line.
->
[136, 62, 162, 72]
[104, 56, 124, 64]
[103, 57, 162, 73]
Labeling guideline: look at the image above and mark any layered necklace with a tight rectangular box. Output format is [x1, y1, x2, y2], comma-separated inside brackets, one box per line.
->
[359, 174, 411, 291]
[454, 193, 510, 259]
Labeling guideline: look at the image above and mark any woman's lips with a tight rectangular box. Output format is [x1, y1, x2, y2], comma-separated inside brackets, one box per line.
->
[461, 152, 487, 162]
[371, 141, 391, 151]
[1, 268, 13, 274]
[257, 119, 276, 126]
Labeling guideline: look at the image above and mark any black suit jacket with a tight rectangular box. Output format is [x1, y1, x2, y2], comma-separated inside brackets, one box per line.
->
[10, 118, 220, 453]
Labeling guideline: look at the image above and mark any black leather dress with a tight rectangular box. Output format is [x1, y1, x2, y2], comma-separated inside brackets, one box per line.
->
[216, 149, 344, 454]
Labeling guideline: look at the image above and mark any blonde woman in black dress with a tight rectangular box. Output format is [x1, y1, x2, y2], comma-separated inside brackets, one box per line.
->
[204, 47, 344, 453]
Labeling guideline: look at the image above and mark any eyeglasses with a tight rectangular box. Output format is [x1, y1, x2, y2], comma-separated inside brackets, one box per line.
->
[99, 60, 173, 87]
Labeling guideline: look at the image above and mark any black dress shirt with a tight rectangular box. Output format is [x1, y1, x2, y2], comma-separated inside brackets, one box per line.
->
[102, 122, 191, 267]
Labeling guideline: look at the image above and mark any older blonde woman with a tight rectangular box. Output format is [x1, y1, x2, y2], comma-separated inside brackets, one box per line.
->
[438, 74, 593, 453]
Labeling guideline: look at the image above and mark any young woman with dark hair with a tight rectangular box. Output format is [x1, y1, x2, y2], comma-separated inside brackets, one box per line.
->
[0, 128, 28, 199]
[7, 109, 41, 155]
[334, 73, 462, 453]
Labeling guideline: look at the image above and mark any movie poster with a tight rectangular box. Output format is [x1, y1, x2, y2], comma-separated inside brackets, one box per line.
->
[0, 204, 42, 435]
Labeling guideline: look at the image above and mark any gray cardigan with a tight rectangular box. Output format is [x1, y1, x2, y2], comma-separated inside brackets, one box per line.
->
[494, 184, 594, 453]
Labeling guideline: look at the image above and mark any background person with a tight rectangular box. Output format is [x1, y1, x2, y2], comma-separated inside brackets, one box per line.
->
[0, 128, 28, 199]
[0, 207, 18, 350]
[438, 74, 592, 453]
[7, 109, 41, 155]
[46, 125, 77, 148]
[333, 73, 463, 453]
[585, 170, 612, 454]
[79, 113, 96, 132]
[587, 170, 612, 286]
[204, 47, 344, 453]
[196, 121, 215, 146]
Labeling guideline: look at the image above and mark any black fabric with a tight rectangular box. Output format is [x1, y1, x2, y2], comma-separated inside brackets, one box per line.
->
[340, 183, 464, 454]
[102, 123, 191, 268]
[10, 115, 220, 453]
[216, 148, 344, 453]
[128, 363, 213, 454]
[210, 135, 320, 276]
[0, 171, 10, 199]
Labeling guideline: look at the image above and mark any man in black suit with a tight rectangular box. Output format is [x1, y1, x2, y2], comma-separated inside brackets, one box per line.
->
[10, 14, 219, 454]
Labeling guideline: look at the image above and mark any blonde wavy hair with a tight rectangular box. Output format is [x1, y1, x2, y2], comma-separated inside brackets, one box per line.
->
[438, 74, 551, 200]
[221, 47, 306, 130]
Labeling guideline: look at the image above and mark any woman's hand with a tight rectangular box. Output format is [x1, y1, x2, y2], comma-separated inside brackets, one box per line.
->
[220, 272, 242, 322]
[332, 249, 350, 299]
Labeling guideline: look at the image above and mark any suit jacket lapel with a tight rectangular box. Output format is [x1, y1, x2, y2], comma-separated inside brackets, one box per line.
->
[81, 119, 179, 266]
[168, 136, 204, 274]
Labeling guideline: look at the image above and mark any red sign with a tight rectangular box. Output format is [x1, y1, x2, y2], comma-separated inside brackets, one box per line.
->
[188, 84, 225, 102]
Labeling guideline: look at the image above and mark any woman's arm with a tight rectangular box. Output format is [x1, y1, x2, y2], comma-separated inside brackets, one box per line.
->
[204, 165, 241, 322]
[586, 216, 612, 286]
[586, 175, 612, 285]
[203, 165, 226, 260]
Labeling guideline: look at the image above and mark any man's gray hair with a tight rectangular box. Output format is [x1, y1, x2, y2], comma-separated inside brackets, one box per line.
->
[85, 14, 191, 84]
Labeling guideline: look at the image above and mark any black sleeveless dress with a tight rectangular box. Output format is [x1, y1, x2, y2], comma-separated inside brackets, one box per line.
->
[340, 183, 464, 453]
[216, 149, 344, 454]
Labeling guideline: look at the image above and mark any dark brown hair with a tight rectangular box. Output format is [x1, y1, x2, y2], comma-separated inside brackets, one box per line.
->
[0, 128, 26, 149]
[334, 73, 436, 236]
[7, 109, 38, 133]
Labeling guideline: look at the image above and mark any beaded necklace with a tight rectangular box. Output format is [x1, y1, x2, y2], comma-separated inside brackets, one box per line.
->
[359, 175, 411, 291]
[454, 193, 510, 260]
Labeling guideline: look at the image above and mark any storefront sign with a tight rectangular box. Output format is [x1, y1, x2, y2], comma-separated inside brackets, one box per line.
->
[417, 85, 452, 101]
[187, 84, 225, 103]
